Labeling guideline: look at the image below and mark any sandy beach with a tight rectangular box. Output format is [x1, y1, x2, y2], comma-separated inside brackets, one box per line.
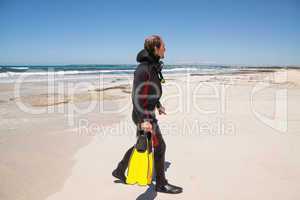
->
[1, 68, 300, 200]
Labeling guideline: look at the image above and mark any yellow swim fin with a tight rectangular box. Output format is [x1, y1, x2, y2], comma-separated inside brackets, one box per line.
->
[126, 134, 154, 186]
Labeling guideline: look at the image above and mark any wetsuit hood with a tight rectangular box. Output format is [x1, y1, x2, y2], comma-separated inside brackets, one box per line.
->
[136, 48, 165, 81]
[136, 49, 160, 64]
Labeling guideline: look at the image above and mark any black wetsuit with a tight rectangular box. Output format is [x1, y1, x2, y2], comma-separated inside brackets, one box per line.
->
[116, 48, 168, 186]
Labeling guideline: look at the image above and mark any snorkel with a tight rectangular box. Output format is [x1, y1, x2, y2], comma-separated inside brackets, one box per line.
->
[157, 61, 165, 83]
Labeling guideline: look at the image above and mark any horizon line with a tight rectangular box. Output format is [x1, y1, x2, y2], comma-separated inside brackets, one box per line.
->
[1, 63, 299, 67]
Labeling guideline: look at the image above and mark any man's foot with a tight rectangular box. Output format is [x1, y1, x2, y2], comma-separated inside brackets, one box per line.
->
[155, 183, 183, 194]
[112, 168, 126, 183]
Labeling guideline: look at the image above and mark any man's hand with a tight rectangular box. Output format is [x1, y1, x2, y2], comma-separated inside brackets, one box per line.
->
[140, 121, 153, 133]
[157, 105, 166, 115]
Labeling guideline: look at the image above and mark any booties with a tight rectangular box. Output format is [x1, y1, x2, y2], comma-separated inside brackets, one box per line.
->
[155, 183, 183, 194]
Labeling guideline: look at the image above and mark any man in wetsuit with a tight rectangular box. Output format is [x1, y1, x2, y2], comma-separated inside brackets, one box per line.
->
[112, 35, 183, 194]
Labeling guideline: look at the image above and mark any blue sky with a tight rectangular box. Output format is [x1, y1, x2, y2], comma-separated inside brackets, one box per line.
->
[0, 0, 299, 65]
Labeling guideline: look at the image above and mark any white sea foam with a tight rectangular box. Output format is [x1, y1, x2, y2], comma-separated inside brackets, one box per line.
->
[0, 69, 137, 77]
[0, 73, 9, 78]
[163, 67, 199, 72]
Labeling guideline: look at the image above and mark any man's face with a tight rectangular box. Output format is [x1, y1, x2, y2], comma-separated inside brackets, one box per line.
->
[155, 41, 166, 59]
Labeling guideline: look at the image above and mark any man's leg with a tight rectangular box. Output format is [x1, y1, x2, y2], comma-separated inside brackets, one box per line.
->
[112, 145, 134, 181]
[116, 146, 134, 173]
[152, 122, 168, 186]
[152, 122, 183, 194]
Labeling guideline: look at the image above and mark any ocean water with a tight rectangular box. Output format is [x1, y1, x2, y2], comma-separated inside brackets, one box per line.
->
[0, 64, 287, 83]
